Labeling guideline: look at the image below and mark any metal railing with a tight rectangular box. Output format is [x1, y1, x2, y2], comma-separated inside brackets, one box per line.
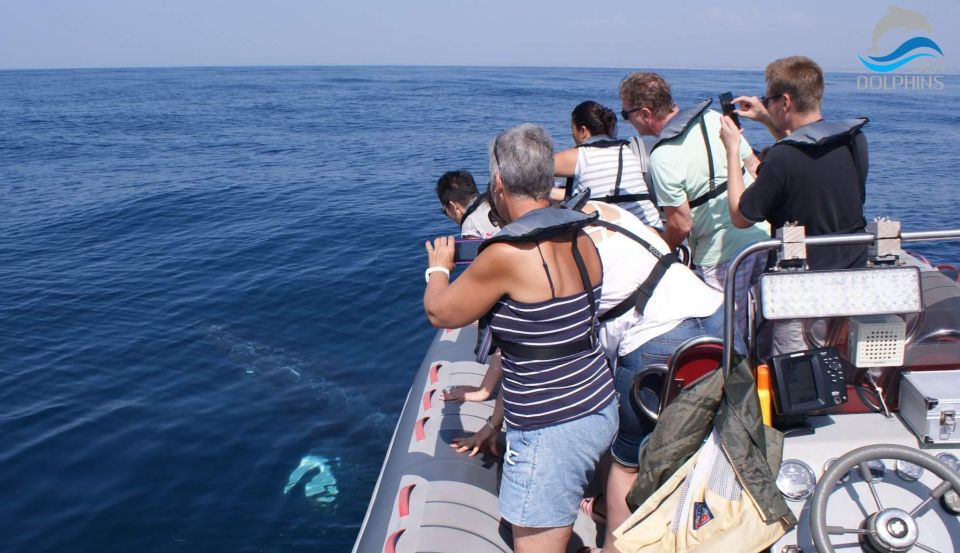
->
[722, 228, 960, 374]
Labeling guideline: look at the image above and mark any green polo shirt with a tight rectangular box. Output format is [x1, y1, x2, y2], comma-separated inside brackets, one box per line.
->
[649, 109, 770, 267]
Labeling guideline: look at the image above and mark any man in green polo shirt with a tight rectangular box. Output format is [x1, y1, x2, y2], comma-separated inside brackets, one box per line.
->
[620, 72, 769, 338]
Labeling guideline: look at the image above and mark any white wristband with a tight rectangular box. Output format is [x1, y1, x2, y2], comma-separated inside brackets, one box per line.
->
[425, 266, 450, 283]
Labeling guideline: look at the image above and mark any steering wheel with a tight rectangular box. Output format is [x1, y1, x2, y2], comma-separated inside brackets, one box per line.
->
[811, 444, 960, 553]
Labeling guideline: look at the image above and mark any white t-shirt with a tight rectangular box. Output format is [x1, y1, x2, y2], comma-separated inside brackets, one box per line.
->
[584, 202, 723, 358]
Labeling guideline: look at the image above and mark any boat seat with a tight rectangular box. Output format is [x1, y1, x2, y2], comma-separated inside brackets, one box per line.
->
[631, 335, 724, 422]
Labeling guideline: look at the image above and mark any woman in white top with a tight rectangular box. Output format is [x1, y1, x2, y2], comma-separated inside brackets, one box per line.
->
[553, 101, 661, 228]
[579, 200, 726, 553]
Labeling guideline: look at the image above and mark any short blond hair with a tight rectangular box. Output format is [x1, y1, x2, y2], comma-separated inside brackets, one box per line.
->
[764, 56, 824, 112]
[619, 72, 675, 118]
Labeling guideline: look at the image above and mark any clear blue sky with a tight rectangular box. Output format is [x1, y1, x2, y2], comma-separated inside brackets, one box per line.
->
[2, 0, 957, 72]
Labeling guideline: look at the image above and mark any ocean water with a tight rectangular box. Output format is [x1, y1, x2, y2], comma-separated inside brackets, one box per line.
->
[1, 66, 957, 553]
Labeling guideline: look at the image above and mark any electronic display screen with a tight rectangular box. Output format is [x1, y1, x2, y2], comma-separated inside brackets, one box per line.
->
[784, 358, 818, 405]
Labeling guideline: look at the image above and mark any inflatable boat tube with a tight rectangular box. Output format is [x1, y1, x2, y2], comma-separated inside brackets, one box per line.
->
[352, 324, 600, 553]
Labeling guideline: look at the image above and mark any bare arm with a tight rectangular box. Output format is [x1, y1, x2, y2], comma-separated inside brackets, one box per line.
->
[743, 154, 760, 180]
[441, 351, 502, 402]
[719, 115, 755, 229]
[450, 391, 504, 457]
[660, 204, 693, 249]
[423, 238, 511, 329]
[554, 148, 578, 177]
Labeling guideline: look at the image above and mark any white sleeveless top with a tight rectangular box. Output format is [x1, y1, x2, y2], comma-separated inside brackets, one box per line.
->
[573, 136, 661, 229]
[584, 202, 722, 358]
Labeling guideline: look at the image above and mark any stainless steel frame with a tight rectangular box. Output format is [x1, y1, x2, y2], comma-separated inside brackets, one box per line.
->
[722, 229, 960, 374]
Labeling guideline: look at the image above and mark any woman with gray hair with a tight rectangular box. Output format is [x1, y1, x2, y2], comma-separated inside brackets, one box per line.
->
[423, 123, 618, 553]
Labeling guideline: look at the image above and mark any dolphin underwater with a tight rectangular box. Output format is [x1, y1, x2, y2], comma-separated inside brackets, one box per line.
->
[869, 6, 935, 53]
[284, 454, 339, 503]
[205, 324, 392, 437]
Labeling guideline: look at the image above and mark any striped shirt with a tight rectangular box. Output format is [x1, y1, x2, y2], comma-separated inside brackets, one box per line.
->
[489, 284, 616, 430]
[573, 136, 661, 228]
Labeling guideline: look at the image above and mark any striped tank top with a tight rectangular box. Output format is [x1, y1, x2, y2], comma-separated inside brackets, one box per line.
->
[573, 136, 661, 229]
[489, 284, 616, 431]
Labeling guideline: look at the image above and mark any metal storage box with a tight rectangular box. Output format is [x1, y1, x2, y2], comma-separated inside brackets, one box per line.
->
[899, 370, 960, 445]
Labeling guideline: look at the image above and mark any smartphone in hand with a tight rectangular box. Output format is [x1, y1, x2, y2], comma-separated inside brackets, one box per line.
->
[454, 239, 482, 265]
[719, 91, 740, 128]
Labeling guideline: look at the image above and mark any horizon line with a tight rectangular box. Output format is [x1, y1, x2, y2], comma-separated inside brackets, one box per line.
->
[2, 61, 958, 76]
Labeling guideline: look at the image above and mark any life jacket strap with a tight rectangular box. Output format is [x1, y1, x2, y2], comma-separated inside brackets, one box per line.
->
[600, 252, 679, 322]
[493, 335, 594, 361]
[570, 229, 599, 346]
[599, 192, 651, 204]
[688, 182, 728, 209]
[459, 192, 488, 232]
[564, 139, 629, 202]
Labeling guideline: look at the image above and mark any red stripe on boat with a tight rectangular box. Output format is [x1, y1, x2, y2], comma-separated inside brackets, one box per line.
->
[415, 417, 429, 442]
[384, 529, 404, 553]
[398, 484, 415, 517]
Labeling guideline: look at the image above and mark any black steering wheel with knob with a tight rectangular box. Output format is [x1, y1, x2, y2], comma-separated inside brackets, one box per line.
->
[811, 444, 960, 553]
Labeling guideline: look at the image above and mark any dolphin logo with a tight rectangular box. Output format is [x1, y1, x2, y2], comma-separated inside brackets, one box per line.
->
[869, 6, 934, 53]
[859, 6, 943, 72]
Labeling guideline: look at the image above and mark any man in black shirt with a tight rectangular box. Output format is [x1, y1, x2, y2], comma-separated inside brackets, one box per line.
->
[718, 56, 868, 271]
[718, 56, 869, 356]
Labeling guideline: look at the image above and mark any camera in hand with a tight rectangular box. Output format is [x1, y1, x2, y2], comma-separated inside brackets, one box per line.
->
[454, 239, 482, 265]
[719, 91, 740, 128]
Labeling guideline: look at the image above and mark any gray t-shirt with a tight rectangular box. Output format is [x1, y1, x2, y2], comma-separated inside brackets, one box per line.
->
[460, 198, 500, 239]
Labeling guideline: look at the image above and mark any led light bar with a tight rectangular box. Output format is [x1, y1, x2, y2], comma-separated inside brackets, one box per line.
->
[759, 266, 922, 320]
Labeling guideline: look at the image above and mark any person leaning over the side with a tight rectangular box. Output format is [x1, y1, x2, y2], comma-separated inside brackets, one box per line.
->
[423, 124, 617, 553]
[551, 100, 661, 229]
[436, 169, 500, 239]
[719, 55, 869, 355]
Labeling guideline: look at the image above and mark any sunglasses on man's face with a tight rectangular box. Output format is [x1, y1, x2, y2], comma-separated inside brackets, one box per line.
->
[621, 107, 643, 121]
[761, 94, 784, 109]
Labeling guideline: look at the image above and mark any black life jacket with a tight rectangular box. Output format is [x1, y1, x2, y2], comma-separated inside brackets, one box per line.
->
[776, 118, 869, 209]
[563, 137, 657, 206]
[475, 207, 601, 362]
[651, 98, 745, 209]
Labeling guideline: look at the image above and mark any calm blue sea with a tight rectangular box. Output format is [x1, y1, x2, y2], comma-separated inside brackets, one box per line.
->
[1, 66, 957, 553]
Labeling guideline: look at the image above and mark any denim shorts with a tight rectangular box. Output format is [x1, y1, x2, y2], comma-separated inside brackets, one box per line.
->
[611, 306, 725, 467]
[499, 400, 618, 528]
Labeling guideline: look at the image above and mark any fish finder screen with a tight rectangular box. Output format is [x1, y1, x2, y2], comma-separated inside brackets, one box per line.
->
[785, 358, 818, 405]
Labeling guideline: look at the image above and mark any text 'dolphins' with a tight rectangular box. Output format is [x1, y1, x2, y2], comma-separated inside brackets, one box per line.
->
[284, 455, 339, 504]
